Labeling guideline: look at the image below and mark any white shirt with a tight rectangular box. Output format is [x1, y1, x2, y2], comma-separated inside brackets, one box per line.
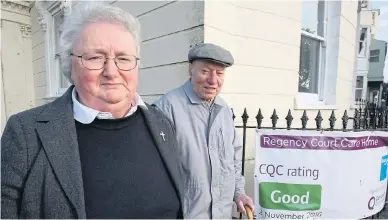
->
[72, 88, 147, 124]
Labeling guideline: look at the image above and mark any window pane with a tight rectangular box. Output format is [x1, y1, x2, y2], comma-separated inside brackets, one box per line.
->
[355, 89, 363, 100]
[360, 28, 367, 41]
[53, 10, 69, 90]
[358, 28, 368, 55]
[359, 42, 367, 55]
[298, 35, 320, 93]
[356, 76, 364, 88]
[370, 49, 380, 56]
[370, 56, 379, 62]
[54, 11, 64, 54]
[60, 74, 69, 88]
[301, 0, 325, 37]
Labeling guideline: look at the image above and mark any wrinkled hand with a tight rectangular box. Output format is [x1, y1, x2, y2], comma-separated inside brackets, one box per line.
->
[234, 194, 254, 215]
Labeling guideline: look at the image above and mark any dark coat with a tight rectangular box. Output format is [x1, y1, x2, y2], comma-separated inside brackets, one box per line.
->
[1, 86, 184, 219]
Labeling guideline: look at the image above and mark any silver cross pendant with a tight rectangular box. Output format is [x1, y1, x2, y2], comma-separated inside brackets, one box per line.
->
[160, 131, 166, 141]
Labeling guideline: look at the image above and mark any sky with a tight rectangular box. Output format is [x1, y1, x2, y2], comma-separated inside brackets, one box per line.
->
[372, 0, 388, 82]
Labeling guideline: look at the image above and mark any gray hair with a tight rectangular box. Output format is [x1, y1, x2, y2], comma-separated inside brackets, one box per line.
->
[60, 2, 141, 84]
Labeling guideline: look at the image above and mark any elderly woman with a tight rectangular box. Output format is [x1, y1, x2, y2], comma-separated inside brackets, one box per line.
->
[1, 2, 183, 219]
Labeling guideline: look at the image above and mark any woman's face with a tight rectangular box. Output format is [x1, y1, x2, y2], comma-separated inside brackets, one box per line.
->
[70, 22, 139, 109]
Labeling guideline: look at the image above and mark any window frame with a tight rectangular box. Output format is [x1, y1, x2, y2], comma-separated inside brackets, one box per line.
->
[52, 8, 70, 95]
[358, 27, 368, 58]
[297, 0, 328, 105]
[295, 0, 341, 110]
[369, 49, 380, 62]
[36, 1, 72, 100]
[354, 75, 367, 101]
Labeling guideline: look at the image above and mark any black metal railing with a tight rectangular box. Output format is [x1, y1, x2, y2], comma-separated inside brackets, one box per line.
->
[233, 103, 388, 219]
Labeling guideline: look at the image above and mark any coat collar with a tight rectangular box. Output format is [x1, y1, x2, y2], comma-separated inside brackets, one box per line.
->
[35, 86, 87, 218]
[141, 104, 184, 209]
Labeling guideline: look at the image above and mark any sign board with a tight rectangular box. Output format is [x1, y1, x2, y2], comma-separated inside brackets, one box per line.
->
[254, 129, 388, 219]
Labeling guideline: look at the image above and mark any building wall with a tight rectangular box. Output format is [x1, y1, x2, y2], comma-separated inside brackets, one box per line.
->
[338, 0, 359, 108]
[30, 3, 47, 107]
[203, 0, 357, 127]
[204, 0, 301, 126]
[369, 39, 387, 82]
[110, 1, 205, 103]
[360, 9, 375, 26]
[28, 0, 357, 123]
[1, 1, 34, 133]
[29, 0, 204, 105]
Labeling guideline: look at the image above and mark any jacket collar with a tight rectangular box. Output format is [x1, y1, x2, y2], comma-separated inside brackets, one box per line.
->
[36, 86, 74, 122]
[35, 86, 87, 218]
[141, 104, 184, 211]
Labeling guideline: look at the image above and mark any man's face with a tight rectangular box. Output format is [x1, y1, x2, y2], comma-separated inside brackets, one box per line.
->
[189, 60, 226, 101]
[70, 21, 139, 108]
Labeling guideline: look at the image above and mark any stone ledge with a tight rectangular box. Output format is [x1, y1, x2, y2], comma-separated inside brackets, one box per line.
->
[1, 1, 30, 16]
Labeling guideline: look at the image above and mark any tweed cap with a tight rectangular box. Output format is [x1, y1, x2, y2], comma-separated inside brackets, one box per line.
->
[188, 43, 234, 67]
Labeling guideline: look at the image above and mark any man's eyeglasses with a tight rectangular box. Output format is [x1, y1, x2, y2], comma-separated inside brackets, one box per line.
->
[70, 53, 140, 71]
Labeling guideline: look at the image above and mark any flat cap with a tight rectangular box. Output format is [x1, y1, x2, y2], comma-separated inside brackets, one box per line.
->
[188, 43, 234, 67]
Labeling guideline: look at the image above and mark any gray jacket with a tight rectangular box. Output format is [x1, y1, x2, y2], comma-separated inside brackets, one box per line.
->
[1, 86, 184, 219]
[154, 80, 245, 219]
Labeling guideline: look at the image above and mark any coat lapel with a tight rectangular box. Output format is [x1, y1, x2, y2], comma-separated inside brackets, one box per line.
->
[35, 87, 86, 219]
[141, 106, 184, 204]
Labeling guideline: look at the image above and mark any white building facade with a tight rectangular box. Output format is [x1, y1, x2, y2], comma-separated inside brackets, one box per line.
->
[27, 0, 361, 126]
[1, 1, 34, 132]
[354, 0, 380, 102]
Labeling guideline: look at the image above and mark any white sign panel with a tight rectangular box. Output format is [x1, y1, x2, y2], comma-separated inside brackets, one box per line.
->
[254, 129, 388, 219]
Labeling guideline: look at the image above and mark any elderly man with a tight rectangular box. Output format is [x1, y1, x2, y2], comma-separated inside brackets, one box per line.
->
[154, 43, 254, 219]
[1, 2, 183, 219]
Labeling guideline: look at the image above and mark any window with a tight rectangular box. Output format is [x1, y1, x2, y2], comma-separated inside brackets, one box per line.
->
[370, 49, 380, 62]
[299, 0, 326, 95]
[53, 9, 71, 94]
[295, 0, 341, 109]
[358, 28, 368, 57]
[355, 76, 366, 101]
[35, 1, 72, 100]
[369, 90, 379, 104]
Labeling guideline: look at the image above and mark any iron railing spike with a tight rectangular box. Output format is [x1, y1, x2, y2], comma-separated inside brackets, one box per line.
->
[315, 110, 323, 130]
[242, 108, 249, 125]
[270, 109, 279, 129]
[329, 110, 336, 130]
[301, 110, 309, 130]
[256, 109, 264, 129]
[285, 109, 293, 130]
[342, 110, 349, 130]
